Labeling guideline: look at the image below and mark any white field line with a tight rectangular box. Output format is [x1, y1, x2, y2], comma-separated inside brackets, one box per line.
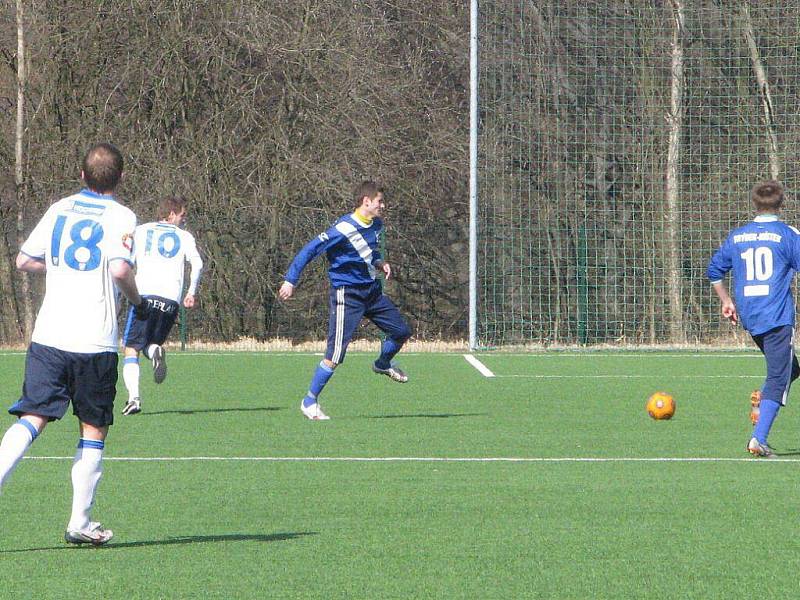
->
[463, 354, 495, 377]
[0, 352, 765, 358]
[22, 455, 799, 463]
[0, 351, 465, 358]
[473, 353, 762, 358]
[498, 374, 763, 379]
[0, 352, 326, 357]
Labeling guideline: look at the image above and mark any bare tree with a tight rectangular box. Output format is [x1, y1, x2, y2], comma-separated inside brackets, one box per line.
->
[665, 0, 685, 343]
[14, 0, 32, 338]
[739, 3, 780, 180]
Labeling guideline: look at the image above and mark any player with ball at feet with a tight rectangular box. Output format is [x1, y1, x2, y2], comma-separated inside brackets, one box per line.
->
[278, 181, 412, 420]
[707, 181, 800, 458]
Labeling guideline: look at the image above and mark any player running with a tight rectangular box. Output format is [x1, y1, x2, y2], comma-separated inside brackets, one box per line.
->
[121, 196, 203, 416]
[0, 143, 147, 545]
[707, 180, 800, 458]
[278, 181, 412, 420]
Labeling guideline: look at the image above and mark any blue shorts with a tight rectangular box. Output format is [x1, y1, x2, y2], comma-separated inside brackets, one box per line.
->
[122, 295, 179, 351]
[326, 282, 411, 364]
[9, 342, 118, 427]
[752, 324, 800, 406]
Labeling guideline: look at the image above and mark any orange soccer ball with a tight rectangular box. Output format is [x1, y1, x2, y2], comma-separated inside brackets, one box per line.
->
[646, 392, 676, 420]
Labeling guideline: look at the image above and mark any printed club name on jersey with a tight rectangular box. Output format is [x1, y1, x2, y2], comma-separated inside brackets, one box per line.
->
[733, 232, 782, 244]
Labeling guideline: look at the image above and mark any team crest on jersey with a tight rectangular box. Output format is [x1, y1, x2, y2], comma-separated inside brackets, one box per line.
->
[122, 233, 134, 251]
[318, 232, 329, 242]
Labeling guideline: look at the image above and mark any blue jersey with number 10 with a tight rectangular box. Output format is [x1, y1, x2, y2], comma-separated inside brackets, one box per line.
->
[707, 215, 800, 336]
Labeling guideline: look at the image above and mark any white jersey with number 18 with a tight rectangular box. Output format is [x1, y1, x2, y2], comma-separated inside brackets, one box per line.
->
[133, 222, 203, 303]
[20, 190, 137, 353]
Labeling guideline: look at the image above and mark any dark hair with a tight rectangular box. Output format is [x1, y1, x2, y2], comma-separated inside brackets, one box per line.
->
[157, 196, 188, 220]
[752, 180, 784, 212]
[82, 143, 123, 192]
[353, 181, 383, 208]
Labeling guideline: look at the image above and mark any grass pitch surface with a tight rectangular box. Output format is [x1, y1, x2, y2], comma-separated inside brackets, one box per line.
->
[0, 351, 797, 599]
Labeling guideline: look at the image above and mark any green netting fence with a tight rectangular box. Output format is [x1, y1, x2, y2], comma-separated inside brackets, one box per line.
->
[477, 0, 800, 347]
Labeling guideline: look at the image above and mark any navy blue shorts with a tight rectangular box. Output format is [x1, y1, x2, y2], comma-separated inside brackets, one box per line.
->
[122, 295, 179, 351]
[8, 342, 118, 427]
[752, 324, 800, 406]
[326, 282, 411, 364]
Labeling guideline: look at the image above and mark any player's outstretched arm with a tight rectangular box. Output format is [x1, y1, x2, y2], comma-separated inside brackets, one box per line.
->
[283, 228, 341, 292]
[185, 240, 203, 308]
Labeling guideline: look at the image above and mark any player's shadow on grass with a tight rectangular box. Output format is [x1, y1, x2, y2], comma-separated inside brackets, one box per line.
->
[0, 532, 317, 553]
[139, 406, 285, 416]
[368, 412, 488, 419]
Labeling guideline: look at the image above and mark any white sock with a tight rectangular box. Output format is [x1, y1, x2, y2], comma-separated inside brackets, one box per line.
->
[0, 420, 37, 490]
[145, 344, 158, 360]
[67, 439, 104, 531]
[123, 359, 140, 399]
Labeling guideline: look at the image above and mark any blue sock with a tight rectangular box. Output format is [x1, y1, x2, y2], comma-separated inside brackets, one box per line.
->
[375, 338, 404, 369]
[753, 398, 781, 444]
[303, 362, 335, 407]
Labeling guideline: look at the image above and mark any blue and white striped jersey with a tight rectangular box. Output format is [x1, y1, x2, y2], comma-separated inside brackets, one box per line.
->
[707, 215, 800, 335]
[285, 213, 384, 288]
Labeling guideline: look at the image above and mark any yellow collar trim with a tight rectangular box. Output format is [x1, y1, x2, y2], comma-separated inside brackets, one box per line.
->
[353, 210, 372, 226]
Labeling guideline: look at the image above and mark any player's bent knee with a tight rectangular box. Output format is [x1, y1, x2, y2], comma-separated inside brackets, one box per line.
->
[394, 326, 412, 344]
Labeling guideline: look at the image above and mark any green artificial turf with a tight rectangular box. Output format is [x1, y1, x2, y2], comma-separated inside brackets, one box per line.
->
[0, 351, 796, 599]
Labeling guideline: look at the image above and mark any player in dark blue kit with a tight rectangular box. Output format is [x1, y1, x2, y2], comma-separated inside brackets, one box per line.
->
[279, 181, 412, 420]
[707, 181, 800, 457]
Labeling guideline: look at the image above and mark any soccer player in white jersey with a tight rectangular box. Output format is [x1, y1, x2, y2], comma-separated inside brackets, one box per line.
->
[0, 143, 150, 545]
[120, 196, 203, 416]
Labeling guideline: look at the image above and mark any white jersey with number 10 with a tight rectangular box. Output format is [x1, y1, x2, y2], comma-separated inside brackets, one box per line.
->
[20, 190, 136, 353]
[133, 222, 203, 303]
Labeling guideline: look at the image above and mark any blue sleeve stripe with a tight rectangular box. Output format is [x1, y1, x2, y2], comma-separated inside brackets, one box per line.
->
[77, 438, 105, 450]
